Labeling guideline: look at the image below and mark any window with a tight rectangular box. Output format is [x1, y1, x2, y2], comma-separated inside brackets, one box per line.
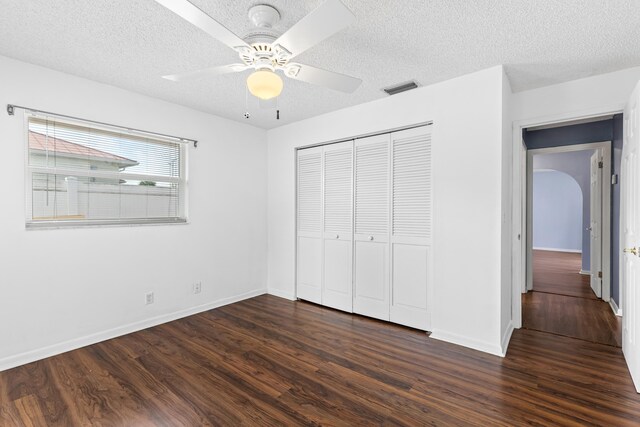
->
[25, 114, 187, 228]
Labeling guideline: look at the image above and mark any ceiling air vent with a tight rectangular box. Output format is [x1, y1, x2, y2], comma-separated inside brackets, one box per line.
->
[382, 80, 420, 96]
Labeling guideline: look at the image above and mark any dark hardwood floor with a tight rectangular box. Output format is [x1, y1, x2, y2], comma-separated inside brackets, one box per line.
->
[531, 249, 595, 299]
[524, 250, 622, 347]
[2, 294, 639, 426]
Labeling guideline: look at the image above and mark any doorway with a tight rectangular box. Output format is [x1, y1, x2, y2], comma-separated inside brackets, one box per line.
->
[523, 141, 622, 346]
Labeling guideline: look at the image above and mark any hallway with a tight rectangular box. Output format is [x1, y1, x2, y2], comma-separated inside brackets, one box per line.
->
[522, 250, 622, 347]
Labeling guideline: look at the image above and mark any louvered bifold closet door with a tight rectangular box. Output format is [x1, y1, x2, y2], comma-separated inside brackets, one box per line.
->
[390, 126, 433, 330]
[322, 141, 354, 312]
[353, 134, 391, 321]
[297, 146, 323, 304]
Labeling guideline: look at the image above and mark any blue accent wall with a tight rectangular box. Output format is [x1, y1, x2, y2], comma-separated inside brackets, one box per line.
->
[524, 120, 614, 149]
[524, 117, 622, 306]
[533, 150, 593, 270]
[533, 170, 583, 252]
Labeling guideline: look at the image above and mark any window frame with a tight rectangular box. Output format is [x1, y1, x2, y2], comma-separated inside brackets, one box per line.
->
[23, 112, 189, 229]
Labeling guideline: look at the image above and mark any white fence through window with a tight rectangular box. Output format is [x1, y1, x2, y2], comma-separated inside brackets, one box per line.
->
[26, 114, 187, 227]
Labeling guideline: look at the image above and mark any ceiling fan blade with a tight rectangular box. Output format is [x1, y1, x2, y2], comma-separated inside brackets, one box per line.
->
[285, 63, 361, 93]
[154, 0, 249, 50]
[163, 64, 248, 82]
[273, 0, 355, 59]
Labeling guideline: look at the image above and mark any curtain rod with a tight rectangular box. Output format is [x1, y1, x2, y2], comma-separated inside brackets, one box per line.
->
[6, 104, 198, 148]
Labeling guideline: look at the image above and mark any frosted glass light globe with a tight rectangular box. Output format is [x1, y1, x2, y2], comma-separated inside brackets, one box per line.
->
[247, 70, 283, 100]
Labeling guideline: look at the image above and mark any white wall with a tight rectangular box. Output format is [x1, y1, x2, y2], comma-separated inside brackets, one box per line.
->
[267, 66, 509, 355]
[0, 56, 268, 371]
[512, 66, 640, 122]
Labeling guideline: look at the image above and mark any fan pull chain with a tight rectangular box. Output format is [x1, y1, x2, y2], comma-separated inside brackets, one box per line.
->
[244, 85, 250, 119]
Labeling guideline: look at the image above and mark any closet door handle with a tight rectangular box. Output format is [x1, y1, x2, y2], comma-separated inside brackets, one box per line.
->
[335, 234, 340, 239]
[368, 236, 374, 241]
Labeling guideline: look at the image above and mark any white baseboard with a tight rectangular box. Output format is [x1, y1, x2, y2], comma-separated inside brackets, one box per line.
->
[533, 247, 582, 254]
[429, 329, 504, 357]
[0, 288, 267, 373]
[609, 298, 622, 317]
[268, 287, 296, 301]
[501, 321, 515, 356]
[579, 269, 591, 275]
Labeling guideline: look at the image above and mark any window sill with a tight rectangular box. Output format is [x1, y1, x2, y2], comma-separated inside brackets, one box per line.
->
[25, 218, 189, 230]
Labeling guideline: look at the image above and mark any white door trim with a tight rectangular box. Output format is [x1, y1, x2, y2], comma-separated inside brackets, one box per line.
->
[526, 142, 612, 301]
[511, 105, 623, 329]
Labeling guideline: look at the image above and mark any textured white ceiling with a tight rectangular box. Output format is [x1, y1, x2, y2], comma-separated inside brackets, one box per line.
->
[1, 0, 640, 129]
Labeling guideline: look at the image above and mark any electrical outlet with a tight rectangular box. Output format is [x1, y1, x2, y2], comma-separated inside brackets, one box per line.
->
[193, 282, 202, 294]
[145, 292, 154, 305]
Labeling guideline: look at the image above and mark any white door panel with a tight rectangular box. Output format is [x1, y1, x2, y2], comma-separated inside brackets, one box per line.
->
[389, 126, 433, 330]
[296, 146, 323, 304]
[322, 141, 353, 312]
[354, 134, 391, 320]
[323, 239, 352, 312]
[354, 240, 389, 320]
[297, 236, 322, 303]
[324, 240, 351, 292]
[391, 244, 430, 329]
[622, 80, 640, 392]
[392, 245, 428, 310]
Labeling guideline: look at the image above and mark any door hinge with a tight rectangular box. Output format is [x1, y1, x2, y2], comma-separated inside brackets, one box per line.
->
[598, 271, 603, 279]
[598, 160, 603, 169]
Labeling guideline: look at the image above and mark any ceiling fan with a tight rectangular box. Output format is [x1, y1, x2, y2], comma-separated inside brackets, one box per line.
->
[154, 0, 362, 100]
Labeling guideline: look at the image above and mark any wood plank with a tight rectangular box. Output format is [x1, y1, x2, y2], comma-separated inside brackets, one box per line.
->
[14, 395, 48, 427]
[532, 249, 595, 299]
[525, 250, 622, 346]
[523, 291, 622, 346]
[0, 294, 638, 426]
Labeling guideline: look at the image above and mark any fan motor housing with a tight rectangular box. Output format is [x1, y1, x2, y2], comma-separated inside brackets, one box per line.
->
[240, 5, 288, 69]
[243, 31, 278, 46]
[248, 4, 280, 28]
[236, 39, 291, 69]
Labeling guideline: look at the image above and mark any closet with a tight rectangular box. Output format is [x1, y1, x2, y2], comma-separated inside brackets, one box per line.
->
[296, 125, 432, 330]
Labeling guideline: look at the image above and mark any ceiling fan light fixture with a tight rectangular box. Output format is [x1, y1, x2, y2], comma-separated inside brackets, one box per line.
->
[247, 69, 283, 100]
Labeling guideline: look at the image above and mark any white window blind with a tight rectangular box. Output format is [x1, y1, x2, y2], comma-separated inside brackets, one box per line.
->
[26, 114, 187, 228]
